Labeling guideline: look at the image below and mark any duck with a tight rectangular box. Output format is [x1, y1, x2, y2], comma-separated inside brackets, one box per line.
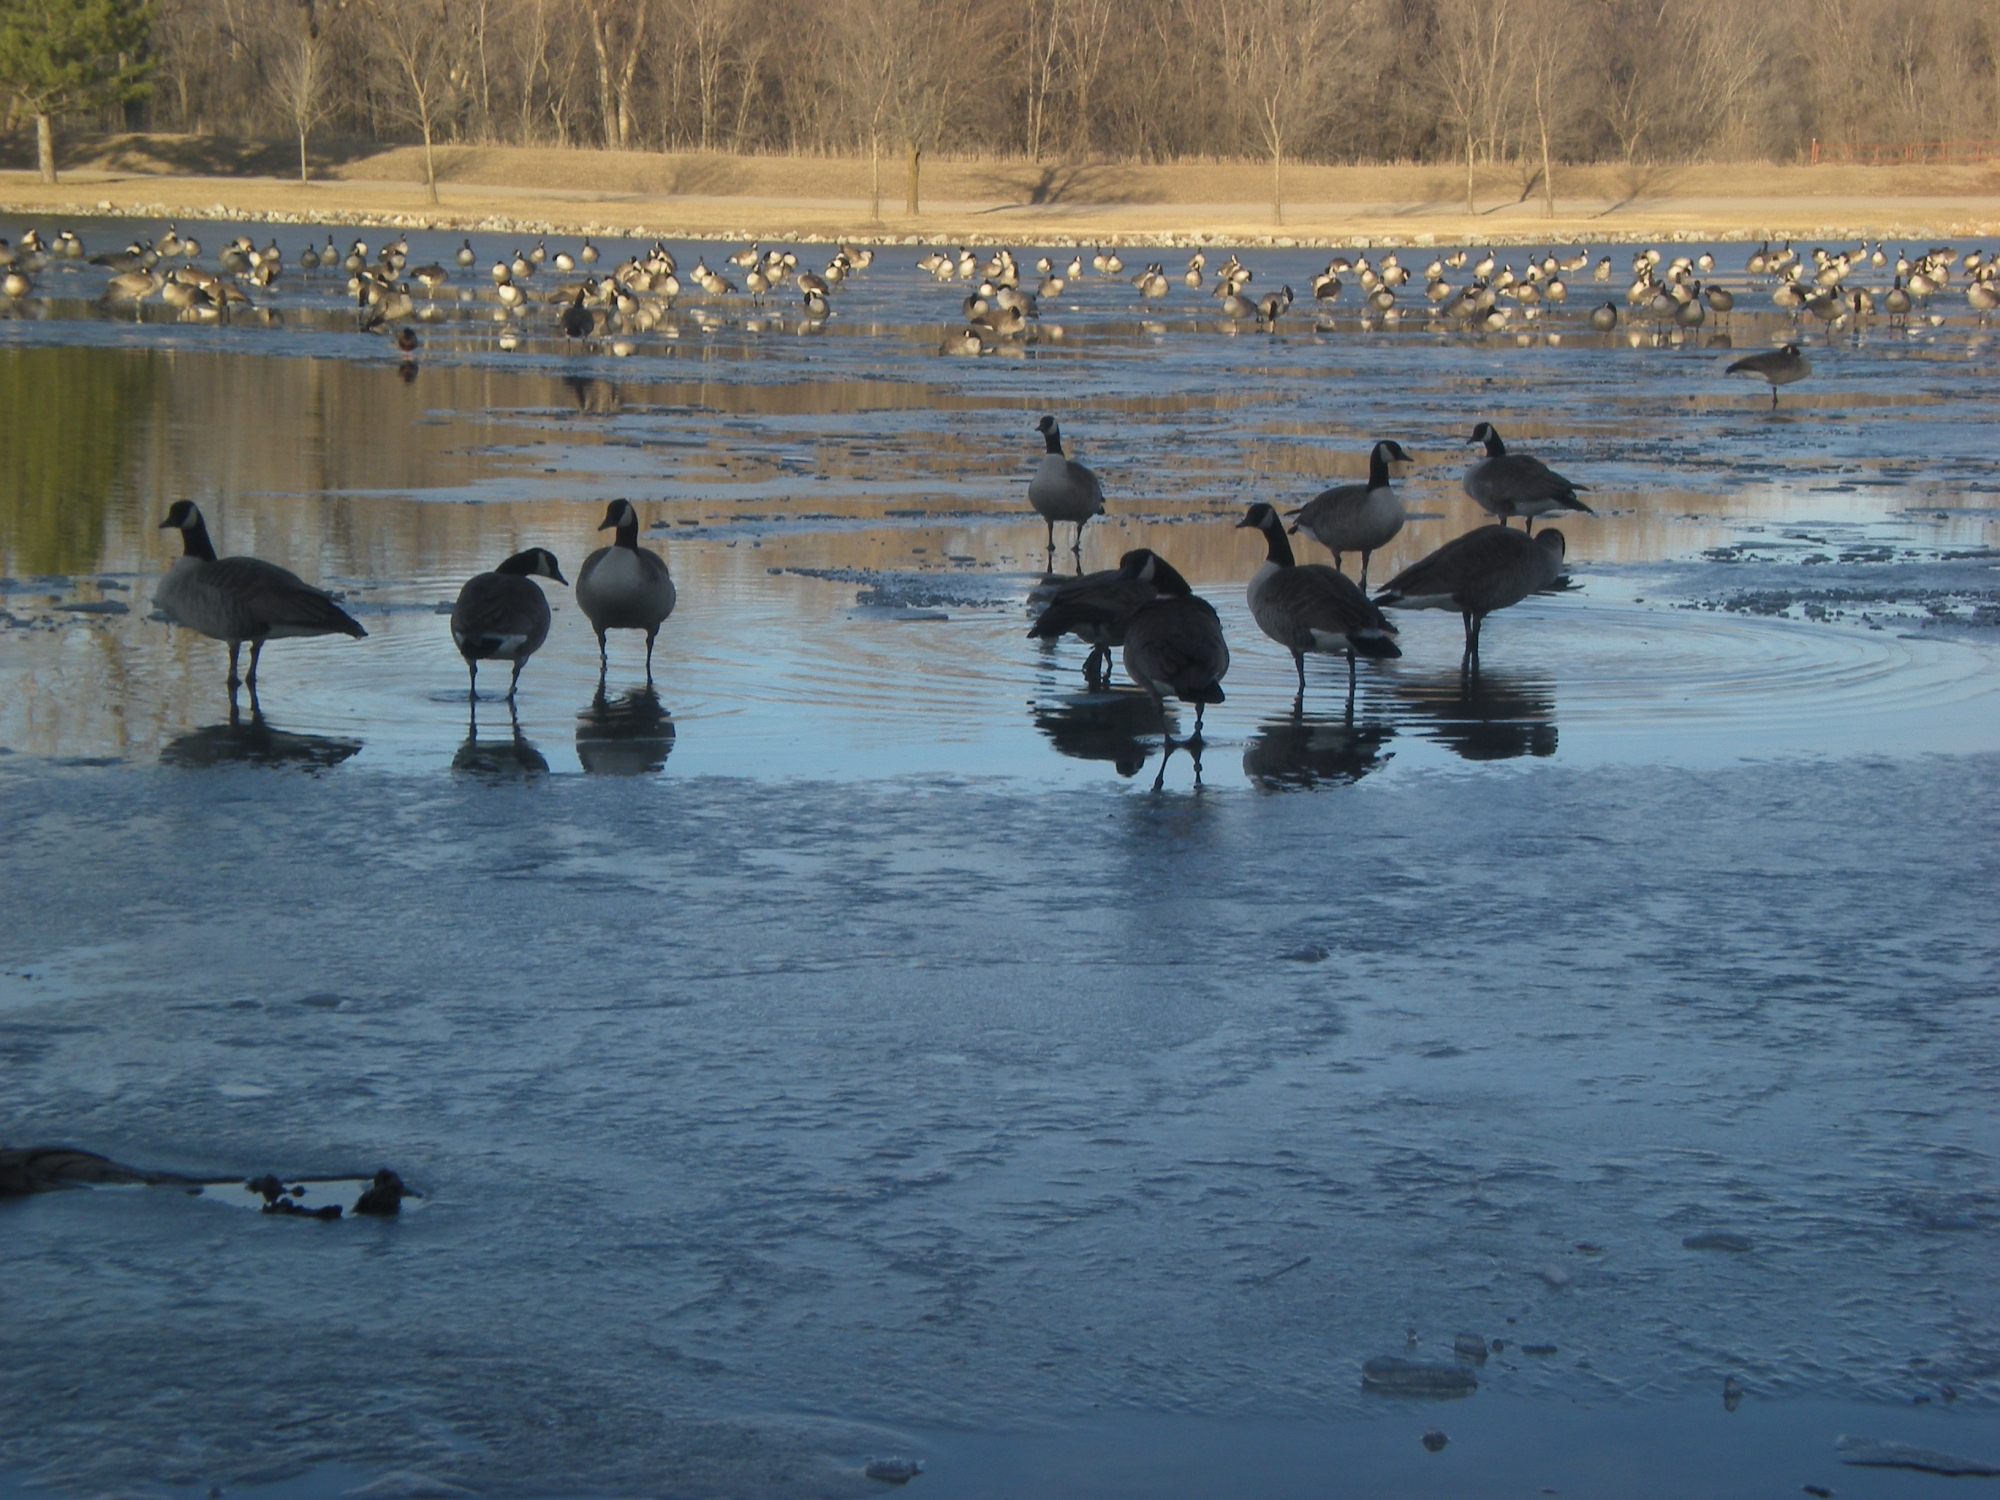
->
[450, 548, 568, 700]
[1375, 526, 1567, 671]
[1027, 415, 1107, 560]
[1029, 548, 1193, 686]
[1725, 344, 1811, 407]
[1238, 501, 1400, 696]
[576, 498, 677, 680]
[1463, 423, 1591, 532]
[1122, 588, 1229, 756]
[1287, 439, 1413, 588]
[153, 500, 367, 689]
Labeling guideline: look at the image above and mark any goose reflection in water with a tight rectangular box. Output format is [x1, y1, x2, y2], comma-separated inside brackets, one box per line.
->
[1031, 689, 1162, 778]
[160, 691, 362, 771]
[576, 685, 674, 775]
[1389, 669, 1557, 761]
[452, 700, 549, 778]
[1243, 698, 1393, 789]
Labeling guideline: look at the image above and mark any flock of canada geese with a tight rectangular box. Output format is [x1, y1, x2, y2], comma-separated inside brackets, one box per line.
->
[6, 220, 1989, 776]
[148, 407, 1587, 768]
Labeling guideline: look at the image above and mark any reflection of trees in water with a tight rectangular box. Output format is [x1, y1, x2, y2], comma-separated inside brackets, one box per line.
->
[0, 347, 161, 576]
[1242, 701, 1393, 789]
[160, 694, 362, 771]
[1388, 670, 1557, 761]
[1032, 689, 1161, 778]
[576, 686, 674, 774]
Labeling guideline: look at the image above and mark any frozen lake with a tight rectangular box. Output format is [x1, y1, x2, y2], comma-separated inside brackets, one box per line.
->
[2, 220, 1998, 1497]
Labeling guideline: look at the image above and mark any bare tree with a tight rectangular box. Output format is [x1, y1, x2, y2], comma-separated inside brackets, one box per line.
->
[1514, 0, 1571, 216]
[1426, 0, 1517, 211]
[1219, 0, 1363, 224]
[828, 0, 965, 216]
[264, 0, 337, 182]
[364, 0, 467, 204]
[1055, 0, 1113, 156]
[581, 0, 645, 146]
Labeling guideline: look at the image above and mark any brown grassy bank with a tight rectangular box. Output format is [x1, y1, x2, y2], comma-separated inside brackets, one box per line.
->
[4, 134, 1999, 245]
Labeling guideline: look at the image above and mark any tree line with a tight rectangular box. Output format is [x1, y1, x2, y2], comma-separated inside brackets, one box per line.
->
[5, 0, 1998, 213]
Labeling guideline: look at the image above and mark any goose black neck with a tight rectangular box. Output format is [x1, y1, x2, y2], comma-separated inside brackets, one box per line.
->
[1482, 430, 1507, 458]
[180, 515, 217, 561]
[1042, 428, 1063, 455]
[1261, 518, 1296, 568]
[613, 516, 639, 549]
[1368, 445, 1393, 488]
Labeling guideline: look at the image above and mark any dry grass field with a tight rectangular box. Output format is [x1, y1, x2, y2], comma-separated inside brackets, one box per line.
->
[4, 133, 1999, 243]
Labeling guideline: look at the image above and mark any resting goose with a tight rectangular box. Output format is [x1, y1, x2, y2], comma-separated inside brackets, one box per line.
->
[1287, 439, 1413, 588]
[1375, 526, 1566, 670]
[1122, 589, 1229, 747]
[1463, 423, 1592, 533]
[153, 500, 367, 689]
[450, 547, 567, 700]
[1029, 548, 1193, 686]
[1238, 501, 1400, 696]
[1027, 416, 1107, 560]
[576, 498, 677, 680]
[1725, 344, 1811, 407]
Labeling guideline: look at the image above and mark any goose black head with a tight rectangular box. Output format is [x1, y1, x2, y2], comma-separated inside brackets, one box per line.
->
[1235, 502, 1283, 533]
[160, 500, 202, 531]
[597, 498, 638, 535]
[395, 326, 418, 353]
[1375, 439, 1415, 465]
[1037, 414, 1063, 452]
[498, 547, 568, 584]
[1535, 528, 1568, 558]
[1468, 421, 1506, 456]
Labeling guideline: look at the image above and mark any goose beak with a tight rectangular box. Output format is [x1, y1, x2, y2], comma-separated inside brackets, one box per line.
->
[549, 565, 569, 585]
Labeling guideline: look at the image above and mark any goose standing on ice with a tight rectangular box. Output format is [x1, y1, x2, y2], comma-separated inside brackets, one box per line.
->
[1725, 344, 1811, 407]
[1375, 526, 1566, 671]
[1287, 439, 1413, 588]
[576, 498, 677, 681]
[450, 547, 567, 700]
[1463, 423, 1592, 533]
[1238, 501, 1400, 698]
[153, 500, 367, 690]
[1122, 585, 1229, 756]
[1029, 547, 1193, 687]
[1027, 415, 1106, 562]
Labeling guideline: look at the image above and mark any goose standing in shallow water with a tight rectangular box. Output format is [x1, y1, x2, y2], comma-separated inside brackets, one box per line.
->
[1726, 343, 1811, 407]
[576, 498, 677, 681]
[1238, 501, 1400, 697]
[1287, 439, 1413, 588]
[1029, 548, 1193, 687]
[1375, 526, 1566, 672]
[1122, 585, 1229, 777]
[1027, 415, 1106, 563]
[1463, 423, 1592, 533]
[153, 500, 367, 690]
[450, 547, 567, 700]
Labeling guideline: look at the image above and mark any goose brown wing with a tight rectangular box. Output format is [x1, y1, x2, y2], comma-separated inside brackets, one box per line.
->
[1124, 595, 1229, 701]
[1264, 563, 1398, 638]
[451, 573, 551, 650]
[206, 557, 368, 637]
[1029, 571, 1147, 641]
[1376, 526, 1546, 612]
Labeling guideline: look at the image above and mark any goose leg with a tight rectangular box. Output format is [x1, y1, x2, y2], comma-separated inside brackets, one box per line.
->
[1770, 386, 1779, 409]
[644, 629, 658, 685]
[1045, 517, 1056, 562]
[1292, 649, 1306, 693]
[1073, 517, 1087, 559]
[1460, 610, 1477, 672]
[1191, 701, 1206, 743]
[508, 658, 525, 701]
[1346, 649, 1358, 695]
[227, 641, 242, 689]
[467, 660, 479, 702]
[596, 629, 609, 673]
[247, 639, 264, 688]
[1358, 551, 1370, 591]
[1525, 515, 1535, 537]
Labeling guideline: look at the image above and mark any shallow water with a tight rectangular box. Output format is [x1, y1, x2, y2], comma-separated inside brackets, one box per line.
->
[2, 223, 1998, 1497]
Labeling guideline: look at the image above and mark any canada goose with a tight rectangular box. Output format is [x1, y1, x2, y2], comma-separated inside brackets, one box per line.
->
[1123, 591, 1229, 762]
[1463, 423, 1591, 533]
[1589, 302, 1618, 331]
[1258, 285, 1294, 325]
[3, 270, 32, 299]
[394, 326, 419, 356]
[99, 269, 160, 314]
[153, 500, 367, 689]
[939, 325, 985, 356]
[561, 282, 595, 338]
[1726, 344, 1810, 407]
[580, 239, 600, 265]
[576, 498, 677, 680]
[1238, 501, 1400, 695]
[1028, 416, 1107, 560]
[410, 263, 448, 294]
[1703, 284, 1734, 322]
[1029, 547, 1193, 685]
[1883, 277, 1913, 326]
[1287, 439, 1413, 588]
[1375, 526, 1566, 671]
[451, 547, 567, 700]
[1217, 292, 1257, 320]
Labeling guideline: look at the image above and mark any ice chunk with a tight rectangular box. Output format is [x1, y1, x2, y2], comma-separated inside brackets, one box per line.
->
[1836, 1437, 2000, 1475]
[1361, 1357, 1477, 1394]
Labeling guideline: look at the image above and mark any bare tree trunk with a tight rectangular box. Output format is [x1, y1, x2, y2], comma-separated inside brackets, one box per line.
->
[299, 127, 310, 183]
[421, 114, 440, 203]
[1538, 108, 1553, 218]
[906, 139, 921, 214]
[1271, 138, 1282, 225]
[870, 132, 882, 220]
[1465, 128, 1475, 213]
[36, 115, 56, 185]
